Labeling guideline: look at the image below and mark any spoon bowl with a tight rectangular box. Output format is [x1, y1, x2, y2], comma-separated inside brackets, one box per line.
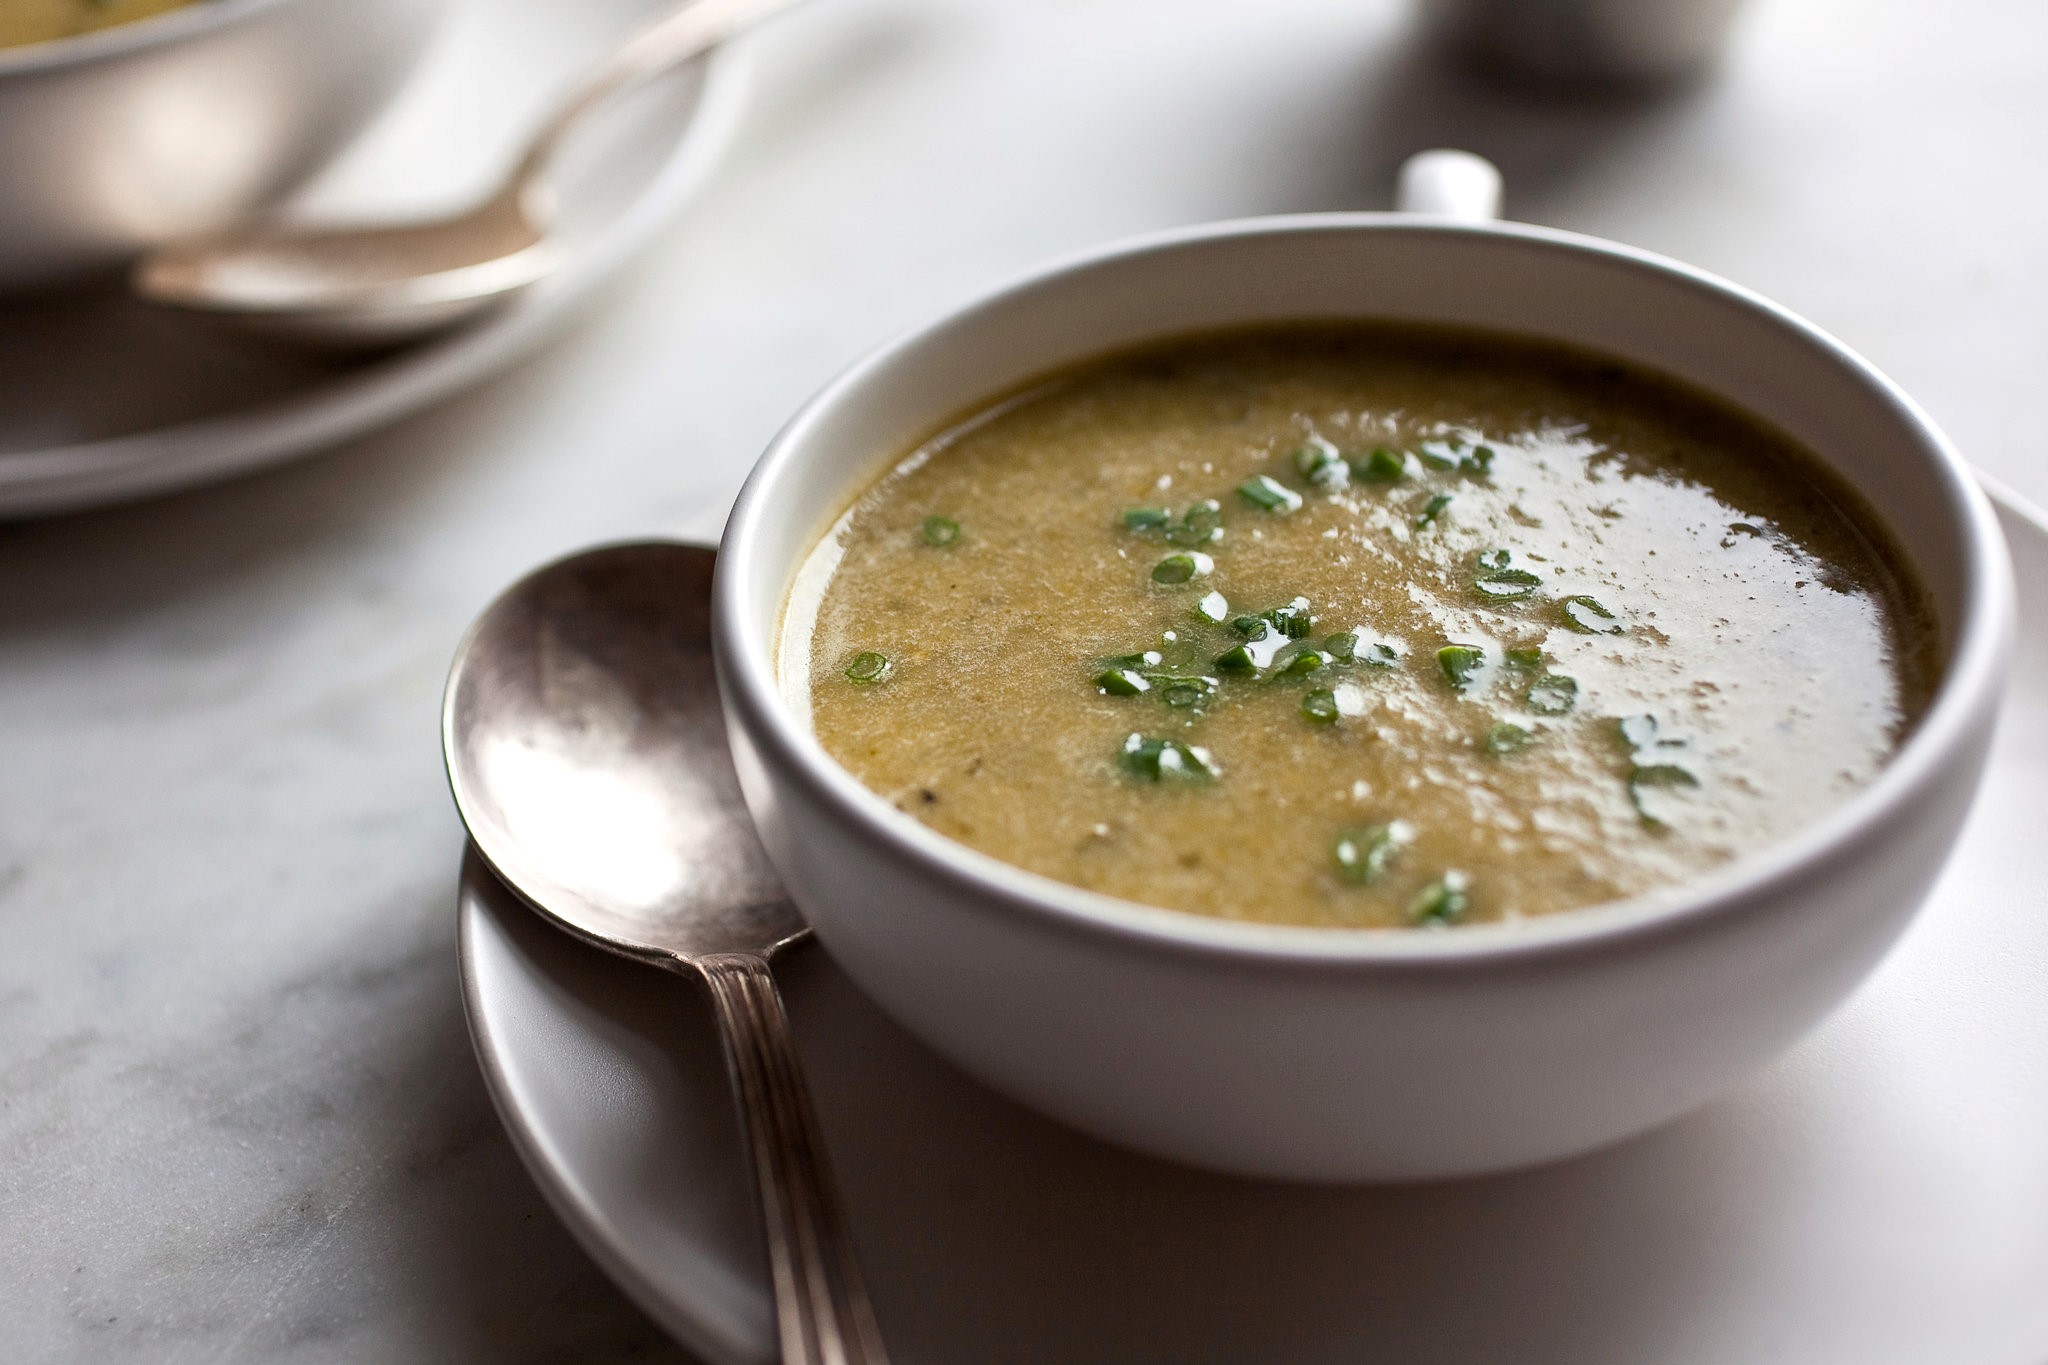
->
[444, 542, 802, 960]
[443, 541, 888, 1365]
[134, 189, 558, 348]
[135, 0, 804, 347]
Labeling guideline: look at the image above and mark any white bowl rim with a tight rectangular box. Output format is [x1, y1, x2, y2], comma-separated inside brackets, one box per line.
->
[715, 211, 2015, 972]
[0, 0, 301, 76]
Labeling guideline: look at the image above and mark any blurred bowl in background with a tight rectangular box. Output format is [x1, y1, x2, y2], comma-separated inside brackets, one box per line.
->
[0, 0, 448, 292]
[1416, 0, 1750, 88]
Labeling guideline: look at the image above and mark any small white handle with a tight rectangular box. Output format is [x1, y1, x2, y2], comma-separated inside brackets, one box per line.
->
[1395, 149, 1504, 222]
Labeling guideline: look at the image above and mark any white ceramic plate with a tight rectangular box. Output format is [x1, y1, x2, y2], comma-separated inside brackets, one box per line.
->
[459, 485, 2048, 1365]
[0, 0, 748, 518]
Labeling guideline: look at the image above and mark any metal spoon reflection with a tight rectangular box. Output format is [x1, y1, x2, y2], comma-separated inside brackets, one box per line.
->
[443, 542, 890, 1365]
[136, 0, 805, 347]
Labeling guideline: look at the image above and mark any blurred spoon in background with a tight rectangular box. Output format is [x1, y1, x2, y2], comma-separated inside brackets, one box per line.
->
[134, 0, 806, 348]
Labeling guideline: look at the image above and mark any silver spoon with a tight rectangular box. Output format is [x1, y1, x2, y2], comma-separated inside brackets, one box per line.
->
[135, 0, 804, 348]
[442, 541, 890, 1365]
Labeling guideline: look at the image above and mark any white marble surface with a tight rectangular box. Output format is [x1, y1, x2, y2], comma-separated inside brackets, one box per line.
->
[2, 0, 2045, 1360]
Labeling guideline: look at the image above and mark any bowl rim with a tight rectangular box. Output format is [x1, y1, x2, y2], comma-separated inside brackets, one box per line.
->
[714, 211, 2014, 971]
[0, 0, 305, 76]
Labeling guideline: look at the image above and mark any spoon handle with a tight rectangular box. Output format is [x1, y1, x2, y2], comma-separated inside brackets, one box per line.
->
[510, 0, 809, 210]
[697, 952, 891, 1365]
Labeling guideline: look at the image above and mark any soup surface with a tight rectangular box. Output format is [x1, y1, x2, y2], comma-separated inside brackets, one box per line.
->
[0, 0, 199, 50]
[787, 325, 1937, 928]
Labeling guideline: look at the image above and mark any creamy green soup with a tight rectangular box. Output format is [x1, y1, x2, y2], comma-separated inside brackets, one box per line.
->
[786, 325, 1936, 929]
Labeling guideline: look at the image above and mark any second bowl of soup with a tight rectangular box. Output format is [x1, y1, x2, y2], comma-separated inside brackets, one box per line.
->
[715, 192, 2009, 1181]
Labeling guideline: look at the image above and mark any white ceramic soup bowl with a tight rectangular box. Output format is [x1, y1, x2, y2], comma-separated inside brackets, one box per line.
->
[0, 0, 445, 291]
[714, 158, 2012, 1183]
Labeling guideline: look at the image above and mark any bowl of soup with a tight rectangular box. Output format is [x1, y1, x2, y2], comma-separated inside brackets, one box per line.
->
[713, 157, 2011, 1182]
[0, 0, 444, 290]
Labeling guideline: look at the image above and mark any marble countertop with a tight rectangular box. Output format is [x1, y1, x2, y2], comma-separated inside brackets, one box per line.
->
[3, 0, 2044, 1359]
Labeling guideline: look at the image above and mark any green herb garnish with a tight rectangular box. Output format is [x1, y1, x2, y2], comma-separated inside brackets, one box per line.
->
[1301, 688, 1340, 723]
[1333, 823, 1408, 885]
[1408, 872, 1470, 925]
[1437, 644, 1484, 689]
[1122, 506, 1171, 532]
[1094, 667, 1150, 696]
[1119, 733, 1216, 782]
[1503, 646, 1543, 670]
[1352, 447, 1407, 483]
[920, 514, 960, 547]
[1237, 474, 1303, 514]
[1151, 552, 1213, 585]
[1215, 644, 1260, 674]
[1524, 674, 1578, 714]
[1191, 591, 1230, 624]
[1560, 595, 1623, 634]
[843, 651, 891, 685]
[1617, 715, 1701, 826]
[1292, 439, 1349, 490]
[1266, 597, 1314, 638]
[1415, 493, 1453, 529]
[1154, 676, 1217, 709]
[1474, 568, 1541, 600]
[1417, 439, 1463, 471]
[1278, 648, 1330, 678]
[1484, 722, 1536, 754]
[1165, 499, 1224, 546]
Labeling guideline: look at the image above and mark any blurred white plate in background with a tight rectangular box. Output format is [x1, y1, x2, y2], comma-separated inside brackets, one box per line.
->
[0, 0, 748, 518]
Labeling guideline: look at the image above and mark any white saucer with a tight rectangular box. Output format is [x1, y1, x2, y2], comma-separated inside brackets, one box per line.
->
[459, 485, 2048, 1365]
[0, 0, 747, 519]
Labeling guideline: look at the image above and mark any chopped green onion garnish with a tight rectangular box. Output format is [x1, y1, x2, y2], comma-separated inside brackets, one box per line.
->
[1418, 440, 1462, 471]
[1437, 644, 1484, 688]
[1107, 650, 1165, 670]
[1094, 667, 1150, 696]
[1231, 615, 1272, 640]
[1151, 552, 1213, 585]
[921, 515, 960, 547]
[843, 651, 891, 685]
[1524, 674, 1578, 714]
[1191, 591, 1230, 624]
[1409, 872, 1470, 925]
[1467, 446, 1495, 474]
[1415, 493, 1453, 529]
[1630, 762, 1699, 789]
[1120, 733, 1216, 782]
[1165, 499, 1224, 546]
[1560, 595, 1623, 633]
[1292, 439, 1349, 490]
[1503, 646, 1543, 670]
[1474, 568, 1542, 600]
[1301, 688, 1339, 723]
[1477, 549, 1512, 572]
[1322, 631, 1358, 663]
[1352, 447, 1407, 483]
[1267, 597, 1314, 638]
[1154, 676, 1217, 709]
[1122, 506, 1171, 532]
[1484, 722, 1536, 754]
[1237, 474, 1303, 514]
[1628, 762, 1700, 828]
[1333, 823, 1408, 885]
[1215, 644, 1260, 674]
[1279, 648, 1330, 678]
